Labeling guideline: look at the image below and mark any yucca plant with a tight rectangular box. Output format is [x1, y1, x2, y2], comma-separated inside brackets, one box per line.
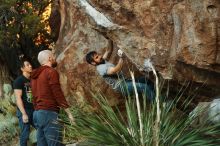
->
[60, 103, 92, 145]
[62, 64, 220, 145]
[64, 94, 219, 146]
[62, 83, 220, 146]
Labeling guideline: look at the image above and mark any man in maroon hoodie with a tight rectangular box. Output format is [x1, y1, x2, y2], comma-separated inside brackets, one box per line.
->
[31, 50, 74, 146]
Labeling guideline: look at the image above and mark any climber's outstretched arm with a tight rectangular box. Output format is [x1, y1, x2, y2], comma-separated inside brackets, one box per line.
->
[102, 39, 113, 61]
[107, 49, 124, 75]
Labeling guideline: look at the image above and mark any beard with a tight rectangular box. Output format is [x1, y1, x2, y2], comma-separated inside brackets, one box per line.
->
[52, 61, 58, 68]
[97, 58, 105, 65]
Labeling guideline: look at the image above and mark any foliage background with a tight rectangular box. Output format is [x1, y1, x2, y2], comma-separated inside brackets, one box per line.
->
[0, 0, 54, 79]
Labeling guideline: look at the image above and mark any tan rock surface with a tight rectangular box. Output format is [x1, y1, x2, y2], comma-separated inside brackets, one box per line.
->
[53, 0, 220, 104]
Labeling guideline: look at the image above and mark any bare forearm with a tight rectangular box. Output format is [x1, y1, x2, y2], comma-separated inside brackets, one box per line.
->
[114, 58, 123, 72]
[14, 90, 27, 115]
[107, 58, 123, 74]
[64, 108, 75, 124]
[103, 40, 113, 60]
[64, 108, 71, 115]
[16, 98, 26, 115]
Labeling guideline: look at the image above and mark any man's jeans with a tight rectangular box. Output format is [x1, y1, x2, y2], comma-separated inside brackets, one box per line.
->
[17, 109, 35, 146]
[33, 110, 64, 146]
[116, 77, 155, 101]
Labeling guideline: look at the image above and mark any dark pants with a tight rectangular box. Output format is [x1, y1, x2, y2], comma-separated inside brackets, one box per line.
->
[17, 109, 35, 146]
[33, 110, 64, 146]
[116, 76, 155, 101]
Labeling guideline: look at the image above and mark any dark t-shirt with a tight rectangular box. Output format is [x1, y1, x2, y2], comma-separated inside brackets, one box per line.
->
[13, 75, 34, 110]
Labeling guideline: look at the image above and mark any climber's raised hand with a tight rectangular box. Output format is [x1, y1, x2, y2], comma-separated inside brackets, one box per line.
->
[117, 49, 124, 58]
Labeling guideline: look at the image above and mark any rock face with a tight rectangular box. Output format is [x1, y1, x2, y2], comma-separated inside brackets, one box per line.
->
[54, 0, 220, 104]
[190, 98, 220, 125]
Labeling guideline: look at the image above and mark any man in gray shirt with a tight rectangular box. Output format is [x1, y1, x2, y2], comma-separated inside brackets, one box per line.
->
[85, 41, 154, 101]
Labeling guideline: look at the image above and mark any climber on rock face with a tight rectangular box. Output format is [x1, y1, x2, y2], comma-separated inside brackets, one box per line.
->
[85, 40, 155, 101]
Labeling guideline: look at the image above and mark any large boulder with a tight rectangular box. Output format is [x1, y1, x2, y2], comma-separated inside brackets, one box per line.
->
[190, 98, 220, 125]
[54, 0, 220, 104]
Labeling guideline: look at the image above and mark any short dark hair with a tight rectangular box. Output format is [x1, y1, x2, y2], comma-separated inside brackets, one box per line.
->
[18, 55, 31, 68]
[85, 51, 97, 64]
